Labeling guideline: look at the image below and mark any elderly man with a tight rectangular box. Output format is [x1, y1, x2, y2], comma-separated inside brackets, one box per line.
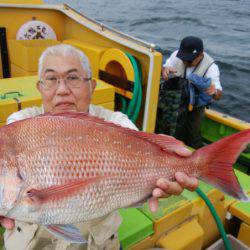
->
[1, 44, 198, 250]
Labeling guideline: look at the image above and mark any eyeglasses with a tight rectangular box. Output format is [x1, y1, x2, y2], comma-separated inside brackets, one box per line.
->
[39, 74, 91, 90]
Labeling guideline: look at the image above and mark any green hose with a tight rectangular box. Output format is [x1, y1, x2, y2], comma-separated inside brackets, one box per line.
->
[125, 52, 142, 123]
[120, 96, 127, 114]
[196, 187, 232, 250]
[131, 58, 142, 122]
[116, 52, 142, 122]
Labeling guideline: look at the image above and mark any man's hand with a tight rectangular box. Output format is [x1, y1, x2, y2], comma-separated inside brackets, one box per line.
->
[205, 82, 216, 95]
[149, 144, 199, 212]
[149, 173, 199, 212]
[205, 83, 222, 100]
[0, 216, 15, 230]
[162, 67, 177, 80]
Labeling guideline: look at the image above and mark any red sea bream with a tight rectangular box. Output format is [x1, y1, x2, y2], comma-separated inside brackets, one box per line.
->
[0, 112, 249, 242]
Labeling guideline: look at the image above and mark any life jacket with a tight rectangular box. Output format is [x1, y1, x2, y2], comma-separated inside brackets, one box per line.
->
[174, 52, 215, 79]
[176, 52, 215, 109]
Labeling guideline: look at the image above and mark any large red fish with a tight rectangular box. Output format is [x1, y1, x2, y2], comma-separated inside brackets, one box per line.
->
[0, 112, 249, 243]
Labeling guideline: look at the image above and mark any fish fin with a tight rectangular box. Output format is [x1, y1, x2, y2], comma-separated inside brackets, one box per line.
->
[195, 129, 250, 201]
[45, 224, 87, 243]
[121, 132, 188, 154]
[27, 177, 100, 204]
[39, 112, 186, 153]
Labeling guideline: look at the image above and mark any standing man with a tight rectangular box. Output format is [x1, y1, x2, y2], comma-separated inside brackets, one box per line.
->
[162, 36, 222, 148]
[1, 44, 198, 250]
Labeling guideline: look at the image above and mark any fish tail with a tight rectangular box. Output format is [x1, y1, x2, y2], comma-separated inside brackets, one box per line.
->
[194, 129, 250, 201]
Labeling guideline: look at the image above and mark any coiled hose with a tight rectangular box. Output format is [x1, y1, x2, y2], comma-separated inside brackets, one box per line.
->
[118, 52, 142, 123]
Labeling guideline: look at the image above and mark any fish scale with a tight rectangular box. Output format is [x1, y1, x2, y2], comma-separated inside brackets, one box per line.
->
[15, 146, 160, 224]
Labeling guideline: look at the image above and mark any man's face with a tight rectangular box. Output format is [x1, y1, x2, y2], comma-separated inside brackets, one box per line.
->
[182, 53, 204, 68]
[37, 54, 96, 113]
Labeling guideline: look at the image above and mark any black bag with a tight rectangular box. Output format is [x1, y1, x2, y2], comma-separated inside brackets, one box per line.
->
[155, 77, 189, 136]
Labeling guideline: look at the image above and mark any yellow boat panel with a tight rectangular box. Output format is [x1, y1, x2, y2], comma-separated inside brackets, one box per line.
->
[99, 48, 135, 99]
[8, 39, 61, 72]
[0, 75, 40, 124]
[99, 101, 114, 111]
[144, 53, 161, 132]
[91, 80, 115, 105]
[205, 109, 250, 131]
[229, 202, 250, 225]
[157, 217, 204, 250]
[192, 190, 229, 248]
[153, 202, 193, 236]
[238, 222, 250, 247]
[115, 88, 133, 99]
[99, 48, 135, 82]
[10, 63, 36, 77]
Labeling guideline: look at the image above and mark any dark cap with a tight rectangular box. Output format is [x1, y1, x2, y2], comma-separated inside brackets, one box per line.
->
[176, 36, 203, 61]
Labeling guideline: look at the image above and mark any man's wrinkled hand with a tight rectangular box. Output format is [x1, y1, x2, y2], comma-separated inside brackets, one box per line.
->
[149, 173, 199, 212]
[0, 216, 15, 230]
[148, 142, 198, 212]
